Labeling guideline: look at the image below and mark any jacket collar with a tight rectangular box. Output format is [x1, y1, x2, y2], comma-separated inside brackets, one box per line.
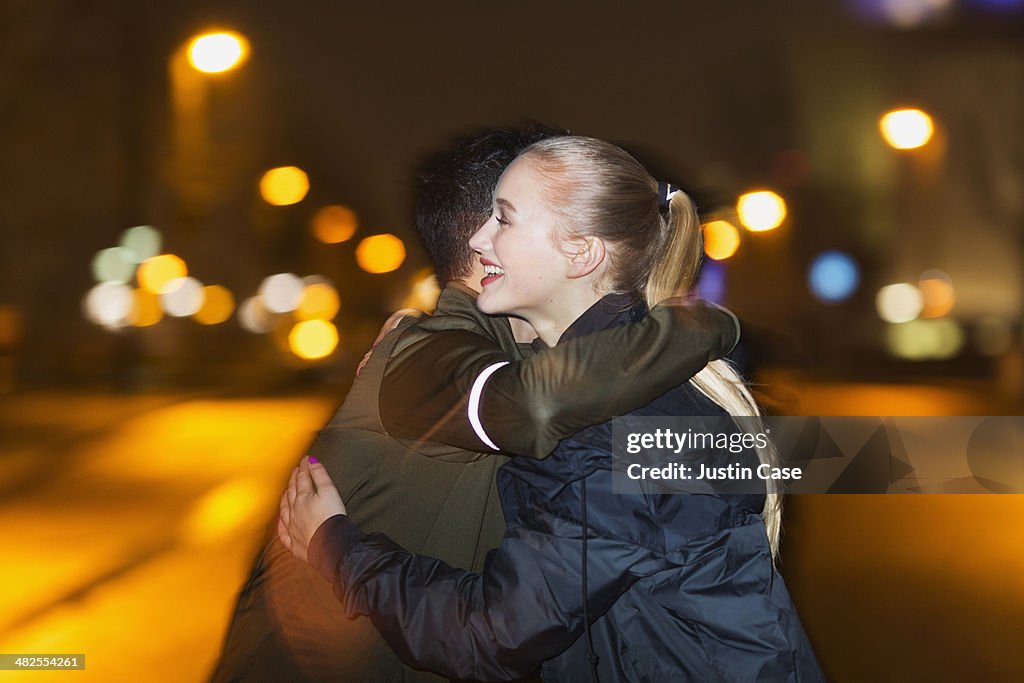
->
[433, 283, 529, 358]
[531, 293, 647, 353]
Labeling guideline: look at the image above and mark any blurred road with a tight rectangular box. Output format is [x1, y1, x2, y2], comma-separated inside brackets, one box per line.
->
[0, 391, 337, 682]
[0, 382, 1021, 681]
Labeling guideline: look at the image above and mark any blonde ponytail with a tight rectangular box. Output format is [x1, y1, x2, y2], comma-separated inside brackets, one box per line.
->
[648, 192, 783, 563]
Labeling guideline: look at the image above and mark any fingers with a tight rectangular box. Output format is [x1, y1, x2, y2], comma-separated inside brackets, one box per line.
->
[277, 514, 292, 551]
[279, 489, 291, 528]
[355, 350, 374, 377]
[359, 308, 416, 376]
[278, 492, 292, 550]
[287, 465, 299, 506]
[308, 459, 335, 492]
[377, 308, 416, 342]
[296, 456, 316, 496]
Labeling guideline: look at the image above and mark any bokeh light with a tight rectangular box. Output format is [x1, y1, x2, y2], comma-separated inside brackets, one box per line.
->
[259, 166, 309, 206]
[703, 220, 741, 260]
[885, 319, 964, 360]
[968, 0, 1024, 9]
[402, 271, 441, 312]
[288, 319, 339, 360]
[91, 247, 136, 284]
[876, 283, 924, 323]
[84, 282, 134, 327]
[849, 0, 954, 27]
[295, 280, 340, 321]
[119, 225, 162, 263]
[259, 273, 305, 313]
[808, 251, 861, 304]
[918, 269, 955, 318]
[311, 205, 358, 244]
[131, 289, 163, 327]
[187, 31, 249, 74]
[880, 108, 935, 150]
[696, 260, 726, 305]
[238, 296, 273, 334]
[736, 190, 787, 232]
[356, 234, 406, 274]
[161, 277, 206, 318]
[193, 285, 236, 325]
[138, 254, 188, 294]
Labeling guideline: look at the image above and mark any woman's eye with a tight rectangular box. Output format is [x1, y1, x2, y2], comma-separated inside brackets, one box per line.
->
[495, 215, 509, 227]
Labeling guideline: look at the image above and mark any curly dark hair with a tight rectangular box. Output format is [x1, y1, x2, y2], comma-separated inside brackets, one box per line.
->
[413, 123, 566, 282]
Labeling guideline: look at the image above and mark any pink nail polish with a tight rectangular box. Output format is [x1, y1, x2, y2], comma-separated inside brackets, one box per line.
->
[309, 456, 319, 464]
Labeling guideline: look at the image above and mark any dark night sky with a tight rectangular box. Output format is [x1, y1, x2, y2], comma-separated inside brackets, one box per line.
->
[1, 0, 1021, 385]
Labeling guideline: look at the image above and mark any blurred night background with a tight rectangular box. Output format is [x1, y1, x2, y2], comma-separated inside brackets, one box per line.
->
[1, 0, 1022, 680]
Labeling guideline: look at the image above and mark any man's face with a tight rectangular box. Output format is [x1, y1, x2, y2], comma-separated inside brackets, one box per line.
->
[461, 213, 491, 293]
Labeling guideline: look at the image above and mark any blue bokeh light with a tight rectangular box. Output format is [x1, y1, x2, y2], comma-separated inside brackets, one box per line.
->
[967, 0, 1024, 10]
[808, 251, 860, 304]
[697, 260, 726, 305]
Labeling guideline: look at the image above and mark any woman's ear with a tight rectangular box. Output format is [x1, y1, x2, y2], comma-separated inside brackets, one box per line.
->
[566, 236, 606, 279]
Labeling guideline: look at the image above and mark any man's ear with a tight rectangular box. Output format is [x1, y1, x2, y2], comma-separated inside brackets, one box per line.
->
[566, 236, 606, 279]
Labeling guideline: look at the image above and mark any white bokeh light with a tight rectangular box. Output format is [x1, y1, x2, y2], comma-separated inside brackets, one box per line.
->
[238, 296, 273, 334]
[84, 282, 134, 327]
[876, 283, 924, 323]
[160, 277, 206, 317]
[258, 273, 305, 313]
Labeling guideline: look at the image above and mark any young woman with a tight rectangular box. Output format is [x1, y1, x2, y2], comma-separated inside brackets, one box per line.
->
[280, 136, 824, 682]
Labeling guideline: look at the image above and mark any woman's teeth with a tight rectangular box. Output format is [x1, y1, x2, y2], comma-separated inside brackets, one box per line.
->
[484, 265, 504, 276]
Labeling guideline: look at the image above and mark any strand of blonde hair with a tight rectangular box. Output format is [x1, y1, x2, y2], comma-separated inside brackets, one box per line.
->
[646, 192, 783, 563]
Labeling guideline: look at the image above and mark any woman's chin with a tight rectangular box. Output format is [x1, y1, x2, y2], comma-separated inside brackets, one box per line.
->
[475, 293, 500, 315]
[475, 290, 513, 317]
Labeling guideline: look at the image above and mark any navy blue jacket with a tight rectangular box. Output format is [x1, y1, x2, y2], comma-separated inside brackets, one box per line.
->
[309, 297, 824, 682]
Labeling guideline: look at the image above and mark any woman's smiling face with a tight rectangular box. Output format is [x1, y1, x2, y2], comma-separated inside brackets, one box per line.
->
[468, 155, 571, 323]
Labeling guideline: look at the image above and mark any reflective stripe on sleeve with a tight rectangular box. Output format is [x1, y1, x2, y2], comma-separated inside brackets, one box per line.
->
[468, 361, 509, 450]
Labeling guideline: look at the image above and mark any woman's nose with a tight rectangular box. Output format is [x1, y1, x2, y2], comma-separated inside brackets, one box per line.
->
[468, 215, 496, 253]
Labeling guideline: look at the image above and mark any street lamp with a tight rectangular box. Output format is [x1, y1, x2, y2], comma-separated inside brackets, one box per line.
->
[187, 31, 249, 74]
[736, 190, 787, 232]
[879, 108, 934, 150]
[167, 29, 251, 224]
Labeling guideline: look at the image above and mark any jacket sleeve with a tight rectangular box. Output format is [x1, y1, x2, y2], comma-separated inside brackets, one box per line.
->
[307, 514, 659, 681]
[380, 299, 740, 459]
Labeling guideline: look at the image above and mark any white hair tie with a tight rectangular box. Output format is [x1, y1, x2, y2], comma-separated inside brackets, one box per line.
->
[657, 181, 682, 210]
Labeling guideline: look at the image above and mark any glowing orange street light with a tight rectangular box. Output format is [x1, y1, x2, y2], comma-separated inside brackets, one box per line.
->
[736, 191, 787, 232]
[879, 108, 934, 150]
[295, 282, 341, 321]
[356, 234, 406, 274]
[138, 254, 188, 294]
[131, 289, 163, 327]
[187, 31, 249, 74]
[260, 166, 310, 206]
[703, 220, 741, 260]
[312, 205, 358, 244]
[289, 320, 339, 360]
[193, 285, 236, 325]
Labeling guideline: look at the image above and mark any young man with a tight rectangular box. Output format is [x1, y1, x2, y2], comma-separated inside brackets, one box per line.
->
[211, 126, 738, 682]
